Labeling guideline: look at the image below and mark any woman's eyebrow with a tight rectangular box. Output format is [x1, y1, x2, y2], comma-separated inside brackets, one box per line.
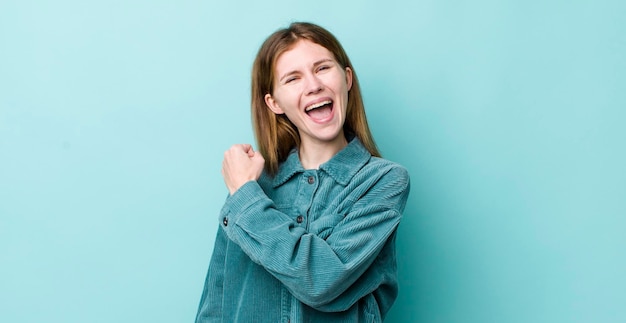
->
[313, 58, 333, 66]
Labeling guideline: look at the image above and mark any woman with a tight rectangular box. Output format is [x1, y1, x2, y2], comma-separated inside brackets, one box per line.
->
[195, 22, 410, 322]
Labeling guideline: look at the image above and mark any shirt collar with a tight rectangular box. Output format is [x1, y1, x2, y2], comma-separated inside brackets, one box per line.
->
[271, 137, 371, 187]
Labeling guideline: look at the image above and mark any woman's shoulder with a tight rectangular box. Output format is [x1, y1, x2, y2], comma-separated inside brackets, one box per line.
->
[349, 156, 410, 195]
[365, 156, 409, 179]
[349, 156, 410, 209]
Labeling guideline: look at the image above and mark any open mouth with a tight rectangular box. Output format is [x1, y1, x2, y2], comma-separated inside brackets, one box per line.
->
[305, 100, 333, 121]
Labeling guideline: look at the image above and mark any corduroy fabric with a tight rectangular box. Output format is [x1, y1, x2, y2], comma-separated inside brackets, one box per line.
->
[195, 138, 410, 323]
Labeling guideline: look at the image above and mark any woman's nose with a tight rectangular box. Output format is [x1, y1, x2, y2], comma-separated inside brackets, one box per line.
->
[305, 75, 323, 95]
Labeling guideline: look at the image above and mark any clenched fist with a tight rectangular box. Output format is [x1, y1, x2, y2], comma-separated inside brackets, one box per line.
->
[222, 144, 265, 195]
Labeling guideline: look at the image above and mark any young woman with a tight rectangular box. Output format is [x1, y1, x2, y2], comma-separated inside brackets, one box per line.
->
[195, 22, 410, 322]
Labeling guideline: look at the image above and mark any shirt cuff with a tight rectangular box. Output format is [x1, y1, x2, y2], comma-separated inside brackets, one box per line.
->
[219, 180, 266, 229]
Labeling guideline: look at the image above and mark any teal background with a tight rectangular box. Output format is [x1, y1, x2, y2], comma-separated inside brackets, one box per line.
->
[1, 1, 624, 322]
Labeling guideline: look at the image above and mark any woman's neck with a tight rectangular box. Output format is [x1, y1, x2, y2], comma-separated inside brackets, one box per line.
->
[298, 135, 348, 170]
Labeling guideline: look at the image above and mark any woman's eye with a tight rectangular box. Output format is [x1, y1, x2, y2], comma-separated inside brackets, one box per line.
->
[318, 65, 330, 72]
[285, 77, 297, 84]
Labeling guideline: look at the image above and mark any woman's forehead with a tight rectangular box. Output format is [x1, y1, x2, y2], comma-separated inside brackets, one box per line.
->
[274, 40, 335, 70]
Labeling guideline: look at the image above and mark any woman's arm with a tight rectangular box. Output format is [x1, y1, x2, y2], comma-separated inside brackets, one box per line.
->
[220, 165, 410, 311]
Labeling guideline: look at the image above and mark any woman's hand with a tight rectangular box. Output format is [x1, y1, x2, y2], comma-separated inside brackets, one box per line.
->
[222, 144, 265, 195]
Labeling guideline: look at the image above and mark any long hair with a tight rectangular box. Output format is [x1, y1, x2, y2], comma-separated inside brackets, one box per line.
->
[251, 22, 380, 176]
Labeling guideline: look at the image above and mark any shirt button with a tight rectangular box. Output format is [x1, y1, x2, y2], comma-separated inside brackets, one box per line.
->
[296, 215, 304, 223]
[222, 217, 228, 226]
[307, 176, 315, 184]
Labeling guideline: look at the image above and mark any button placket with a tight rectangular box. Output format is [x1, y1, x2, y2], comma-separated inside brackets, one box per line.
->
[297, 171, 317, 228]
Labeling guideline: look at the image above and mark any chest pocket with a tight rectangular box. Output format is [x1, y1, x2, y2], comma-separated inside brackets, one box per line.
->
[275, 203, 297, 218]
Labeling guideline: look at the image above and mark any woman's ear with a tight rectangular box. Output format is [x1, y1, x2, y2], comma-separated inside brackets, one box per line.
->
[345, 67, 353, 91]
[264, 93, 284, 115]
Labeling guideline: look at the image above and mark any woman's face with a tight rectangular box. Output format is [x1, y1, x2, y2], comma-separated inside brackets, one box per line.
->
[265, 39, 352, 148]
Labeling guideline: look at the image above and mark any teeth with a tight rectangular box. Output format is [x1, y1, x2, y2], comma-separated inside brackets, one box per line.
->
[306, 100, 332, 111]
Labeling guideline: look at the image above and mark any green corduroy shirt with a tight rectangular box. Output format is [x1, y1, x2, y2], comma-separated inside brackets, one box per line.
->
[196, 138, 410, 322]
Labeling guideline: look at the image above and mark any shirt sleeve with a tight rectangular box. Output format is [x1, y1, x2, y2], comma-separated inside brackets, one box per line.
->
[195, 226, 227, 322]
[219, 165, 410, 312]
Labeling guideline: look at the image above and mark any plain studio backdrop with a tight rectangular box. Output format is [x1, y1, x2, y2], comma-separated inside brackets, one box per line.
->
[1, 1, 624, 322]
